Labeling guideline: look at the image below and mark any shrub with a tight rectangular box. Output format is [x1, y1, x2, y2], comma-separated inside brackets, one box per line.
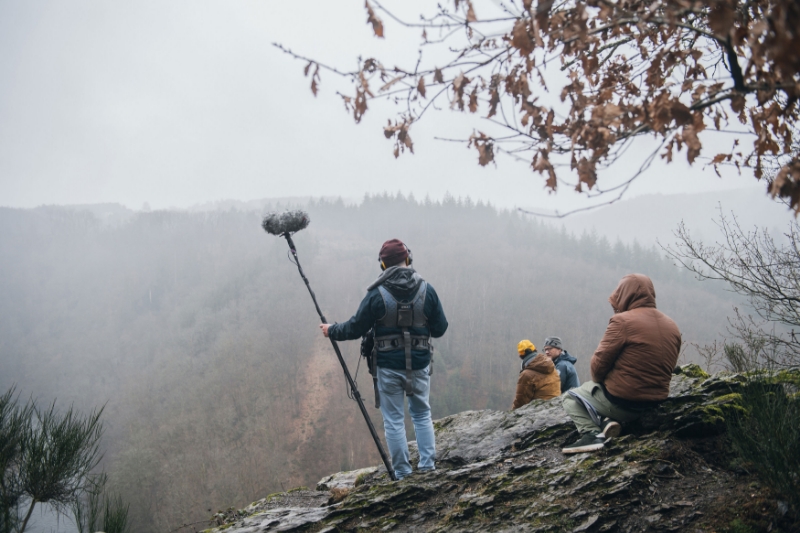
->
[725, 351, 800, 513]
[725, 518, 756, 533]
[0, 388, 31, 533]
[0, 387, 125, 533]
[73, 474, 130, 533]
[16, 402, 104, 532]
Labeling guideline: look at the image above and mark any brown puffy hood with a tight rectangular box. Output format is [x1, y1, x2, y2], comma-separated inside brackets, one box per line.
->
[609, 273, 656, 313]
[592, 274, 681, 402]
[512, 353, 561, 409]
[525, 353, 556, 374]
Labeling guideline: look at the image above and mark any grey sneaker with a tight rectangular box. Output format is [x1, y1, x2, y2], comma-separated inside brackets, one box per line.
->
[602, 419, 621, 439]
[562, 433, 605, 454]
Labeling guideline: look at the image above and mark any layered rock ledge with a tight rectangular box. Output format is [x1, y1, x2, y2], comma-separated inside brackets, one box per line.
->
[202, 365, 799, 532]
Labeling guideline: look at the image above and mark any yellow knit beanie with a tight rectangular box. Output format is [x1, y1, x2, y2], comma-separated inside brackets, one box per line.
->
[517, 339, 535, 356]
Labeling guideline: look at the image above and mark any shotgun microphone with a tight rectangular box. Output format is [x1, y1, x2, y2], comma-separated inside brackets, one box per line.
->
[261, 210, 310, 236]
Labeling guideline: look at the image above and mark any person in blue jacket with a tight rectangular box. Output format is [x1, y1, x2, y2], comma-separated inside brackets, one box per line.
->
[543, 336, 580, 392]
[320, 239, 448, 480]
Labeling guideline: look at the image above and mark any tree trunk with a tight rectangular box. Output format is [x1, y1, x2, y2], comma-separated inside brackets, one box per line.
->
[19, 498, 37, 533]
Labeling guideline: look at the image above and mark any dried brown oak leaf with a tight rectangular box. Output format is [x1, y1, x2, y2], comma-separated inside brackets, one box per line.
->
[466, 1, 477, 23]
[365, 1, 384, 38]
[511, 19, 535, 56]
[770, 159, 800, 214]
[469, 132, 494, 166]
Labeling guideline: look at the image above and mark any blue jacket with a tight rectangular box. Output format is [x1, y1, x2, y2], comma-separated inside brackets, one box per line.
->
[328, 267, 448, 370]
[554, 351, 580, 391]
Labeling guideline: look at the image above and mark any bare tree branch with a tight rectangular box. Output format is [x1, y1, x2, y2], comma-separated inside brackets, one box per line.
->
[275, 0, 800, 212]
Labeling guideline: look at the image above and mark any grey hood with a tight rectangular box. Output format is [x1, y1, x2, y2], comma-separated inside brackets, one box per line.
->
[367, 265, 423, 299]
[557, 350, 578, 365]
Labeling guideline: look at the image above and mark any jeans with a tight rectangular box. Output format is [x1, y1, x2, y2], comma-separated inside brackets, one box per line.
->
[377, 365, 436, 479]
[561, 381, 644, 435]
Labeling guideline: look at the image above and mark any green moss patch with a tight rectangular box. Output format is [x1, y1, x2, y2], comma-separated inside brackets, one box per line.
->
[678, 363, 710, 379]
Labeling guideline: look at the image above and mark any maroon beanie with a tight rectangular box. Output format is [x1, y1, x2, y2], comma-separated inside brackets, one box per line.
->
[379, 239, 409, 266]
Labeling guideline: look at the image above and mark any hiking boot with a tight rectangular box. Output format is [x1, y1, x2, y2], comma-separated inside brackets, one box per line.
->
[562, 433, 605, 454]
[601, 418, 621, 439]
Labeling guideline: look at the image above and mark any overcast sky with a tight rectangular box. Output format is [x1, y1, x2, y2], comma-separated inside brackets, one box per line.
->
[0, 0, 768, 213]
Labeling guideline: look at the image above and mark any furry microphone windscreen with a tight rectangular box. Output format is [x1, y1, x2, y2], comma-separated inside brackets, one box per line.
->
[261, 210, 311, 235]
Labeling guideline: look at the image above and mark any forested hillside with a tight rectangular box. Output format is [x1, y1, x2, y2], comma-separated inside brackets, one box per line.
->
[0, 195, 742, 531]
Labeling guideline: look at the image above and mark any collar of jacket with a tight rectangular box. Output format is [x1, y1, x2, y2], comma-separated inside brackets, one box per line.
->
[367, 265, 423, 294]
[555, 350, 577, 364]
[520, 351, 537, 372]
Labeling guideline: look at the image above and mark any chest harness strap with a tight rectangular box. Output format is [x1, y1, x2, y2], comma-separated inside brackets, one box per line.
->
[375, 281, 429, 396]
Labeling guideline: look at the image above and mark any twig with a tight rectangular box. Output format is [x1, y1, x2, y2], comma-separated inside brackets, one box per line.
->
[272, 43, 356, 77]
[373, 0, 518, 28]
[560, 38, 633, 71]
[518, 137, 665, 218]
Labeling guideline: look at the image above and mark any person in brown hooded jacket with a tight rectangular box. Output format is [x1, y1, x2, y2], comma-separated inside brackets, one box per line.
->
[512, 340, 561, 409]
[561, 274, 682, 454]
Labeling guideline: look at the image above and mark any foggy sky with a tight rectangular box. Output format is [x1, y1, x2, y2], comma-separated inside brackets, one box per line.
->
[0, 1, 767, 213]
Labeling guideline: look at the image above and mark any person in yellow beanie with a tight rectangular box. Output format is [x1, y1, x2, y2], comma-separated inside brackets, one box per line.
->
[512, 339, 562, 409]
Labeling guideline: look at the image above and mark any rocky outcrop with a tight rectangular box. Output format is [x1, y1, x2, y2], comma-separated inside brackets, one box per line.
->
[317, 467, 380, 492]
[202, 366, 798, 532]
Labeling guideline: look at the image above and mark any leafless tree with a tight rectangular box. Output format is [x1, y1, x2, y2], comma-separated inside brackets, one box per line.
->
[691, 340, 725, 373]
[666, 210, 800, 366]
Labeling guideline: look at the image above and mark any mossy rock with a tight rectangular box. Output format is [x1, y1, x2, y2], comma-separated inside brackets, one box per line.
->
[201, 368, 800, 533]
[676, 363, 710, 379]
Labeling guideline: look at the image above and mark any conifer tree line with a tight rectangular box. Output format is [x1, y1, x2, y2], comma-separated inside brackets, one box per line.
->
[0, 195, 742, 531]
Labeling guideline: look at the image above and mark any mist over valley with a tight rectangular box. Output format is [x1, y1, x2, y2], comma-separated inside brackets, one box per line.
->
[0, 193, 752, 531]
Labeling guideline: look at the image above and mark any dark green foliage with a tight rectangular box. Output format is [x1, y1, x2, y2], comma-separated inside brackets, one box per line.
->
[0, 388, 31, 533]
[725, 356, 800, 513]
[72, 484, 101, 533]
[73, 474, 130, 533]
[725, 518, 757, 533]
[100, 493, 130, 533]
[1, 390, 109, 533]
[17, 402, 104, 532]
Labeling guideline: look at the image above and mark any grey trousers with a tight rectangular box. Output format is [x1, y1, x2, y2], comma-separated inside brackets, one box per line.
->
[561, 381, 643, 435]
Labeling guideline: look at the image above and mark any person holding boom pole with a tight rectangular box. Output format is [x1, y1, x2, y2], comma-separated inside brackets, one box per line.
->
[321, 239, 448, 480]
[262, 211, 397, 480]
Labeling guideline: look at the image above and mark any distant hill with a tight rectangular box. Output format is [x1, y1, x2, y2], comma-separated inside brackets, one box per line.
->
[542, 188, 792, 248]
[45, 189, 793, 252]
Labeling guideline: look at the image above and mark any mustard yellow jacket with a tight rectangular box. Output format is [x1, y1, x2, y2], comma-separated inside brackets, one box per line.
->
[512, 353, 561, 409]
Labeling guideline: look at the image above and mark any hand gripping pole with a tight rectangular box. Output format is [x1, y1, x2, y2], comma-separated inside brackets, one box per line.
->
[283, 233, 397, 481]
